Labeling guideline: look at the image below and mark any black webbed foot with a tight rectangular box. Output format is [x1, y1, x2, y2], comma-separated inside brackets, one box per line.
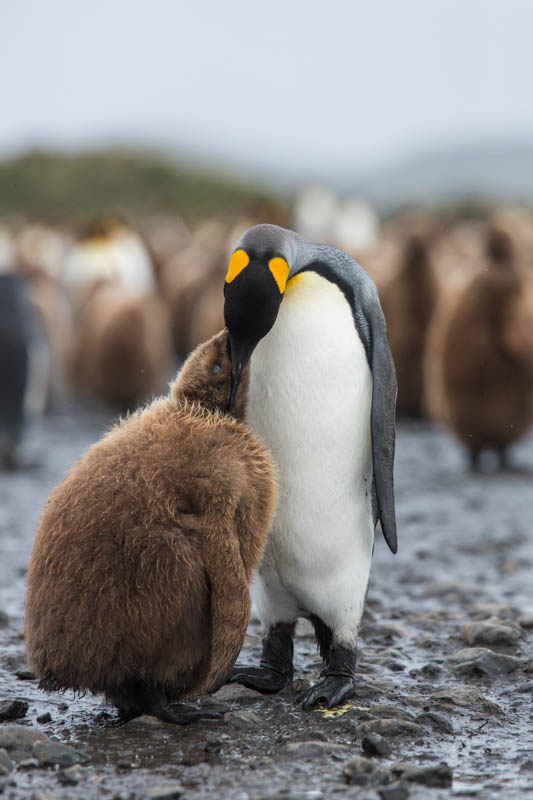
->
[230, 622, 295, 694]
[295, 674, 355, 710]
[156, 703, 225, 725]
[230, 664, 291, 693]
[106, 703, 225, 726]
[296, 626, 357, 710]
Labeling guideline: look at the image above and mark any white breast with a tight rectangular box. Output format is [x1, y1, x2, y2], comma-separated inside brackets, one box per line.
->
[247, 271, 374, 636]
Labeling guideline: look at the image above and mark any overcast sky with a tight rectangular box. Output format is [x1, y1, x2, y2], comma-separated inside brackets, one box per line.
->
[2, 0, 532, 182]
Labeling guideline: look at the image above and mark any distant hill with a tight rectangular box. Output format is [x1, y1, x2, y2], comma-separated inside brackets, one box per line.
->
[344, 140, 533, 212]
[0, 149, 275, 222]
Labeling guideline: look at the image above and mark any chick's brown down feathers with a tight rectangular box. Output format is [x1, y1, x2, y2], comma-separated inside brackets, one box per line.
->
[25, 330, 277, 710]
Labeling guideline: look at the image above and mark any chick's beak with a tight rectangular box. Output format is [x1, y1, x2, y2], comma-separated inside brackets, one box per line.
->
[227, 335, 253, 413]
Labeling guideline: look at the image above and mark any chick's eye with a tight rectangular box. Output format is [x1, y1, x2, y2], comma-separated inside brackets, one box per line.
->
[212, 363, 222, 375]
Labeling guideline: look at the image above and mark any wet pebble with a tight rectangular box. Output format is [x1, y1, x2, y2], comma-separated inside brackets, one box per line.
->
[0, 700, 28, 721]
[343, 756, 376, 785]
[517, 614, 533, 630]
[0, 724, 51, 755]
[32, 740, 91, 767]
[224, 710, 261, 727]
[125, 714, 170, 730]
[362, 733, 392, 757]
[36, 712, 52, 724]
[378, 786, 409, 800]
[446, 647, 522, 676]
[145, 784, 185, 799]
[430, 685, 502, 714]
[357, 718, 425, 739]
[520, 759, 533, 772]
[422, 580, 482, 601]
[0, 610, 9, 628]
[283, 740, 349, 760]
[469, 603, 519, 621]
[0, 748, 14, 775]
[57, 764, 87, 786]
[415, 711, 454, 734]
[211, 683, 264, 705]
[460, 618, 521, 648]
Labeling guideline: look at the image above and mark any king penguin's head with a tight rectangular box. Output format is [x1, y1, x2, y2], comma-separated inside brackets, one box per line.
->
[223, 224, 293, 410]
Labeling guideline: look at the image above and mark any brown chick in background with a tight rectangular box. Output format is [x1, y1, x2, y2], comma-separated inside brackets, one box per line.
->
[424, 222, 533, 469]
[72, 281, 173, 410]
[380, 232, 439, 418]
[25, 330, 277, 724]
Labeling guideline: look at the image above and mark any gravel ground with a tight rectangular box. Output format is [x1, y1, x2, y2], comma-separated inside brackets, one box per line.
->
[0, 410, 532, 800]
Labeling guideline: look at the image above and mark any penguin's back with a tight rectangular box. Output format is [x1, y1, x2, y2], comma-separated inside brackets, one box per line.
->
[247, 270, 374, 596]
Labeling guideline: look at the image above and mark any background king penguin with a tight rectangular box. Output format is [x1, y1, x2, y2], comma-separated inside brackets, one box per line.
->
[224, 223, 397, 709]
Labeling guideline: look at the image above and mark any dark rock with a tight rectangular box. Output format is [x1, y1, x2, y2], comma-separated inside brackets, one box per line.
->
[447, 647, 521, 676]
[362, 733, 391, 757]
[0, 611, 9, 628]
[36, 713, 52, 724]
[461, 618, 521, 648]
[392, 761, 453, 788]
[58, 703, 68, 711]
[357, 718, 425, 738]
[283, 740, 349, 760]
[0, 701, 28, 722]
[420, 662, 441, 677]
[416, 712, 454, 734]
[15, 671, 35, 681]
[32, 741, 90, 767]
[517, 614, 533, 630]
[520, 759, 533, 772]
[343, 756, 375, 785]
[146, 784, 185, 799]
[378, 785, 409, 800]
[57, 765, 86, 786]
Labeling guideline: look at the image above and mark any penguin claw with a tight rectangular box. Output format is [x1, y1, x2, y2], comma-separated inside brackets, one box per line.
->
[295, 676, 355, 710]
[230, 664, 291, 694]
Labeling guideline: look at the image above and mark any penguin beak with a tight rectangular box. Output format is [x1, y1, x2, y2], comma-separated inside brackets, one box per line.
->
[228, 335, 253, 413]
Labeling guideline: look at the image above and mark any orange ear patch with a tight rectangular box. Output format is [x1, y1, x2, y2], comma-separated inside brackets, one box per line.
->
[225, 249, 250, 283]
[268, 256, 290, 294]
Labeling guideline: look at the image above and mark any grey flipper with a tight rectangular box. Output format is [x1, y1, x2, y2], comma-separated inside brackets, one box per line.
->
[362, 289, 397, 553]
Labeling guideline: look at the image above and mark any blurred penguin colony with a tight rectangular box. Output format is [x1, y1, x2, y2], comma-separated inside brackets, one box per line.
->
[1, 187, 533, 469]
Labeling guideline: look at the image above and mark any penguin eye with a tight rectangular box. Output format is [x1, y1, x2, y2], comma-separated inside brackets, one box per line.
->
[212, 363, 222, 375]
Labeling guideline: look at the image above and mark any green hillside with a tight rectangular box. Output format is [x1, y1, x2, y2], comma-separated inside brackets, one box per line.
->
[0, 149, 276, 222]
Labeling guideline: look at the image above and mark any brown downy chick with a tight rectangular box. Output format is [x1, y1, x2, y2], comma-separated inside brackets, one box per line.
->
[72, 281, 173, 409]
[380, 233, 438, 418]
[424, 222, 531, 469]
[25, 330, 277, 724]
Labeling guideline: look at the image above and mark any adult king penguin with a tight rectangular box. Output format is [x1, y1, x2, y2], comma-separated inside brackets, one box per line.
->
[223, 224, 397, 709]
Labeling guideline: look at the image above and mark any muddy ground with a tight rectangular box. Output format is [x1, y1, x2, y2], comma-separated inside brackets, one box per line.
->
[0, 409, 532, 800]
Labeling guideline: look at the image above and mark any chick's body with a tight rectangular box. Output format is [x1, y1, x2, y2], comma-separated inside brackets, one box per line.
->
[25, 332, 277, 721]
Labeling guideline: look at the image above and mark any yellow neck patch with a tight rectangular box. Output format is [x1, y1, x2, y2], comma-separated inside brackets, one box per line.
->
[225, 249, 249, 283]
[268, 256, 290, 294]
